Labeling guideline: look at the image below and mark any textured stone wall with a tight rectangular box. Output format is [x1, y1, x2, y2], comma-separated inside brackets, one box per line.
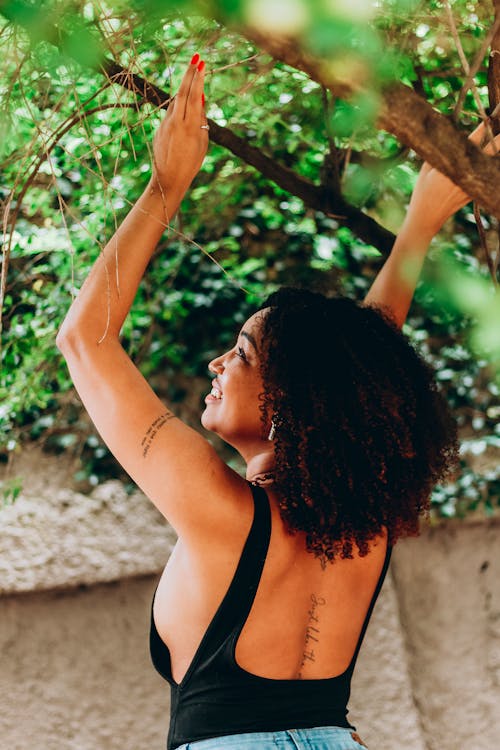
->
[0, 477, 176, 594]
[391, 518, 500, 750]
[0, 577, 168, 750]
[350, 574, 426, 750]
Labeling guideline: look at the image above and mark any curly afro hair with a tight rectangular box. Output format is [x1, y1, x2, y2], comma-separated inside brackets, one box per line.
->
[256, 286, 459, 563]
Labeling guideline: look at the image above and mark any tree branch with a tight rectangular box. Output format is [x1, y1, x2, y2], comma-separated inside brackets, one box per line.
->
[96, 57, 395, 253]
[488, 0, 500, 283]
[445, 0, 500, 121]
[201, 120, 395, 253]
[244, 26, 500, 222]
[6, 3, 500, 245]
[0, 0, 396, 256]
[488, 0, 500, 136]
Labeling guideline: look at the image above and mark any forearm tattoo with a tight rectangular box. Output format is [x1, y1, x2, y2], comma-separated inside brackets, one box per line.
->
[141, 411, 175, 458]
[298, 593, 326, 678]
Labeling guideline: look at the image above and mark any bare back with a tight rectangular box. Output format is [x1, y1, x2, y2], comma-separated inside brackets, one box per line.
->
[153, 479, 389, 685]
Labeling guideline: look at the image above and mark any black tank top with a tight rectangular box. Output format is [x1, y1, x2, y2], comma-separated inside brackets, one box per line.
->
[150, 482, 392, 750]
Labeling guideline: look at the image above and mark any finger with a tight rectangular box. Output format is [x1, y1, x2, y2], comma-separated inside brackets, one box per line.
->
[186, 60, 205, 118]
[413, 161, 432, 186]
[175, 54, 200, 111]
[163, 95, 176, 120]
[419, 161, 432, 177]
[482, 131, 500, 155]
[465, 118, 500, 154]
[468, 119, 500, 153]
[468, 119, 486, 144]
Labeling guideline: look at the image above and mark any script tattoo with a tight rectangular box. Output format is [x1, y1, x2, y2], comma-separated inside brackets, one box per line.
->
[141, 411, 175, 458]
[298, 593, 326, 679]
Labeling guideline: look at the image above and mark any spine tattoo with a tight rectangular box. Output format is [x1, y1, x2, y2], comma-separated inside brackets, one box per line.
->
[298, 593, 326, 678]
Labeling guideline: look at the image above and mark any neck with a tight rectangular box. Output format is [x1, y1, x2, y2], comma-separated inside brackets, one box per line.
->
[245, 448, 276, 485]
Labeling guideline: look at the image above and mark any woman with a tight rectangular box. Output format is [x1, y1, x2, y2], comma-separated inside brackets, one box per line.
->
[57, 56, 492, 750]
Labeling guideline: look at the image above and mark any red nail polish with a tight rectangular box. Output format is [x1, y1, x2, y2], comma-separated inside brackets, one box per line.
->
[190, 53, 200, 65]
[202, 93, 205, 106]
[197, 60, 205, 72]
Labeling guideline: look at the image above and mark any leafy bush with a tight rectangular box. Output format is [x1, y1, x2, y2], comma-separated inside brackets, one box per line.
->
[1, 1, 498, 517]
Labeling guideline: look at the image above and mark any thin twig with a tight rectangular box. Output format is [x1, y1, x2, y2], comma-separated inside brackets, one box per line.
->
[445, 0, 500, 286]
[320, 86, 341, 192]
[211, 53, 262, 75]
[238, 58, 276, 96]
[453, 14, 500, 118]
[445, 2, 491, 131]
[473, 202, 498, 287]
[0, 101, 137, 331]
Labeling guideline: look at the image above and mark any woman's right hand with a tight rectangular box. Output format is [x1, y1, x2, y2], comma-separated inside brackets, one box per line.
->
[364, 120, 500, 328]
[404, 120, 500, 240]
[150, 54, 209, 196]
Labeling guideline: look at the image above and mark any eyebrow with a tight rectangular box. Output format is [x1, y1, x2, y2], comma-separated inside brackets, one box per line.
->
[240, 330, 258, 352]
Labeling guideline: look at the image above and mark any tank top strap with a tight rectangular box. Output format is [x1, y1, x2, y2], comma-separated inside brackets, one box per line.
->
[195, 481, 272, 658]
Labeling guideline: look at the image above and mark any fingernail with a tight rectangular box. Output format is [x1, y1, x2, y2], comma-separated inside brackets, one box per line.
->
[202, 93, 205, 106]
[190, 53, 200, 65]
[197, 60, 205, 72]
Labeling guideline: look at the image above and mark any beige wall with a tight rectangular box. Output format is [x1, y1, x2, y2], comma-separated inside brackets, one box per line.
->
[0, 577, 167, 750]
[1, 450, 499, 750]
[391, 519, 500, 750]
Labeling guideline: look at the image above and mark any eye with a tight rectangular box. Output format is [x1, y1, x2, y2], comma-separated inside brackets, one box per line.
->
[236, 346, 247, 361]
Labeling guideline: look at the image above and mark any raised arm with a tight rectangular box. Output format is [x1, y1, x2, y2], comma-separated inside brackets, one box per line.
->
[56, 58, 246, 538]
[364, 122, 497, 328]
[58, 59, 208, 344]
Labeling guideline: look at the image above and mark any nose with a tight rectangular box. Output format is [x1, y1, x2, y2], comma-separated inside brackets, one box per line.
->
[208, 352, 225, 375]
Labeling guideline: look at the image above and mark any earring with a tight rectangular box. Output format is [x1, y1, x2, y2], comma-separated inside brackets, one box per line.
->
[267, 420, 276, 441]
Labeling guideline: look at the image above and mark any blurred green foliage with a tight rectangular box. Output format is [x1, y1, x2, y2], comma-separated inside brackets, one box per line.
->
[0, 0, 499, 516]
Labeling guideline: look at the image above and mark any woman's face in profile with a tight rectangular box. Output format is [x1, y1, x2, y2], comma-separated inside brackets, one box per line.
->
[201, 309, 270, 451]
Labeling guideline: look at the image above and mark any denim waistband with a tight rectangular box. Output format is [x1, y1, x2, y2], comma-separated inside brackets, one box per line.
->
[174, 725, 367, 749]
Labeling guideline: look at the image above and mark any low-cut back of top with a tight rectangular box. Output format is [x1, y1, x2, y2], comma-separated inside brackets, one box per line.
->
[150, 482, 392, 750]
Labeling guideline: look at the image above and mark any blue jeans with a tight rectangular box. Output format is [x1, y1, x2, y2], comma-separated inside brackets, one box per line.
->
[175, 726, 368, 749]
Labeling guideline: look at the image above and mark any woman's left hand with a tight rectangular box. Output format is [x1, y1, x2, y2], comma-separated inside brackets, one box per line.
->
[405, 120, 500, 239]
[151, 54, 209, 195]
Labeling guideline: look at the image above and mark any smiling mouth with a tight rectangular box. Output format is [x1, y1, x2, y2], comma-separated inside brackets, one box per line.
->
[209, 380, 223, 399]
